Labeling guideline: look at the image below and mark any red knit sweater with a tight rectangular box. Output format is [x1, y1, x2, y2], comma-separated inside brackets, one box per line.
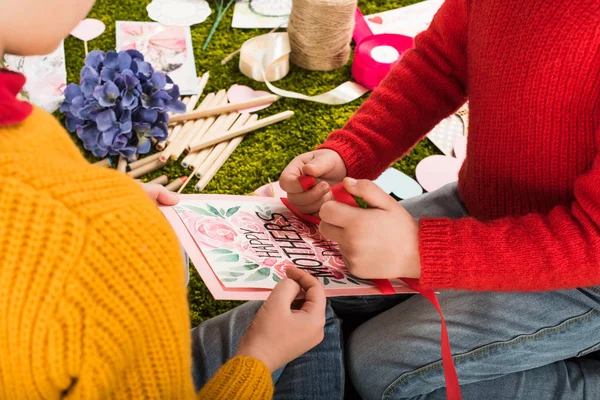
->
[320, 0, 600, 291]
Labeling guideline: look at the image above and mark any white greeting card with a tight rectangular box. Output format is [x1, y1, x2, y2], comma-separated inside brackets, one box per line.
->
[116, 21, 199, 95]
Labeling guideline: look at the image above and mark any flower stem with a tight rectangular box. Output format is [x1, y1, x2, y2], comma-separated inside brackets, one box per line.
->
[202, 0, 235, 51]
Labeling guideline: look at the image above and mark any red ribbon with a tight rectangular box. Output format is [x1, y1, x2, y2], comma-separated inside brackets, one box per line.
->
[352, 8, 414, 90]
[282, 176, 462, 400]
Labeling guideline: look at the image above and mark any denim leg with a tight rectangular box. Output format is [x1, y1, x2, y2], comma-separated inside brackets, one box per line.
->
[347, 288, 600, 399]
[191, 301, 344, 399]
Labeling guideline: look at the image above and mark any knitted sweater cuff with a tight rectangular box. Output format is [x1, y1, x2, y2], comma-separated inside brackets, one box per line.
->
[317, 135, 381, 180]
[197, 356, 273, 399]
[418, 218, 456, 289]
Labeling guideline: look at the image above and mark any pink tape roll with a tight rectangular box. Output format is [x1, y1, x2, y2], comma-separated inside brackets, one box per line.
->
[352, 8, 414, 90]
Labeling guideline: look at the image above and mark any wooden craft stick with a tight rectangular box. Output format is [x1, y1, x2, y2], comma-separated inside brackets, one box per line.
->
[189, 110, 294, 152]
[127, 159, 166, 179]
[127, 154, 138, 162]
[147, 175, 169, 185]
[117, 156, 127, 173]
[181, 151, 199, 168]
[159, 92, 217, 162]
[176, 113, 250, 194]
[195, 134, 245, 192]
[157, 98, 190, 150]
[127, 152, 162, 171]
[166, 176, 188, 192]
[93, 158, 112, 168]
[195, 113, 251, 178]
[168, 94, 279, 124]
[184, 73, 209, 114]
[163, 91, 226, 162]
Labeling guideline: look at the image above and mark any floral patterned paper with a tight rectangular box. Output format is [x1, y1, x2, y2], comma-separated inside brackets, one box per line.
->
[116, 21, 198, 95]
[174, 199, 375, 289]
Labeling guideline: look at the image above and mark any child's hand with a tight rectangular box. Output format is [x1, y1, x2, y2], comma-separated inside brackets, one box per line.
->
[280, 149, 347, 216]
[319, 178, 421, 280]
[140, 183, 179, 206]
[235, 267, 326, 373]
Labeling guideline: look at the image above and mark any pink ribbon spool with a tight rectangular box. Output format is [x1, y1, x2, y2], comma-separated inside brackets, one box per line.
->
[352, 8, 414, 90]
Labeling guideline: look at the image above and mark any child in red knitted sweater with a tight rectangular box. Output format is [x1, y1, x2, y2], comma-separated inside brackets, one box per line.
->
[281, 0, 600, 398]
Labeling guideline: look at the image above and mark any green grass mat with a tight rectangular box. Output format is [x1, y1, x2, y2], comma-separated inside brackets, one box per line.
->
[65, 0, 438, 326]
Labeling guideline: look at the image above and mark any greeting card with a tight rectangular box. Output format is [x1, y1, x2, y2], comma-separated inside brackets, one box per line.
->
[116, 21, 198, 95]
[365, 0, 444, 38]
[3, 42, 67, 113]
[161, 194, 413, 300]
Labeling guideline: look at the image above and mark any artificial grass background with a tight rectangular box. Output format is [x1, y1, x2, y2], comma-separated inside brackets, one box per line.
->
[64, 0, 438, 326]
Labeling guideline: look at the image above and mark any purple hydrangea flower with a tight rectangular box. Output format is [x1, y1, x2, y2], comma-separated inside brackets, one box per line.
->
[61, 50, 186, 158]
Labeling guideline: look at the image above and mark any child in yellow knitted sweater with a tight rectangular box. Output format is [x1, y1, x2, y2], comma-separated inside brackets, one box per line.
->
[0, 0, 343, 398]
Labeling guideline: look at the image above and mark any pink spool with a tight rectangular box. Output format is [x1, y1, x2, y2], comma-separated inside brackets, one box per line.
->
[352, 8, 414, 90]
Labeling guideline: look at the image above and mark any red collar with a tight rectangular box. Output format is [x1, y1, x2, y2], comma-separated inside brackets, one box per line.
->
[0, 70, 33, 126]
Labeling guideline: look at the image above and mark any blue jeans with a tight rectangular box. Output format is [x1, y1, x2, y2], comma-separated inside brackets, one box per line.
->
[190, 301, 344, 399]
[332, 183, 600, 399]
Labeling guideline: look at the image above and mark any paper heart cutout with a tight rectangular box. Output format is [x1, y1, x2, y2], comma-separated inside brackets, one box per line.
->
[147, 0, 212, 27]
[416, 155, 462, 193]
[253, 181, 286, 198]
[227, 84, 274, 112]
[373, 168, 423, 200]
[70, 18, 106, 42]
[453, 136, 467, 161]
[368, 16, 383, 24]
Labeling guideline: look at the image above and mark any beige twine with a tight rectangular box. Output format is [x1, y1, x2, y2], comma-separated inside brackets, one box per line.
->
[287, 0, 357, 71]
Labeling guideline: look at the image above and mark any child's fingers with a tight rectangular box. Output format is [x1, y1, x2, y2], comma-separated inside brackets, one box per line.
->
[285, 267, 326, 317]
[319, 200, 360, 228]
[266, 276, 302, 311]
[141, 183, 179, 205]
[343, 178, 396, 210]
[155, 188, 179, 206]
[280, 163, 305, 194]
[302, 151, 338, 178]
[287, 181, 329, 206]
[319, 221, 344, 243]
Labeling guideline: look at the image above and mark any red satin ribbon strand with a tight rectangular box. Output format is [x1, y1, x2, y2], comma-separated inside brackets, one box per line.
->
[289, 175, 463, 400]
[298, 175, 317, 190]
[353, 7, 373, 43]
[372, 278, 396, 295]
[281, 197, 322, 225]
[403, 278, 462, 400]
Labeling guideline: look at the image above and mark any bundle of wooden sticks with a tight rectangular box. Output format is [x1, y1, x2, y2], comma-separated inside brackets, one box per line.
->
[94, 73, 294, 193]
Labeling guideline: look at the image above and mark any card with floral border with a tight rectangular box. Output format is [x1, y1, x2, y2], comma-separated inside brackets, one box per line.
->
[161, 194, 414, 300]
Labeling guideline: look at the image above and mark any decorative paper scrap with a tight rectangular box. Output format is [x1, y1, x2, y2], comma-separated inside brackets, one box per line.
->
[232, 0, 289, 29]
[365, 0, 444, 38]
[147, 0, 212, 26]
[3, 42, 66, 113]
[227, 84, 274, 112]
[373, 168, 423, 201]
[116, 21, 199, 95]
[161, 195, 413, 300]
[427, 115, 465, 156]
[416, 135, 467, 192]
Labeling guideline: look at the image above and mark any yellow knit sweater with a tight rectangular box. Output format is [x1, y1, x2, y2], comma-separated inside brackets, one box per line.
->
[0, 107, 273, 399]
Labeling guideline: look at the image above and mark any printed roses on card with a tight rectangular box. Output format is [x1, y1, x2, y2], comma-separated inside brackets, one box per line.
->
[161, 195, 414, 300]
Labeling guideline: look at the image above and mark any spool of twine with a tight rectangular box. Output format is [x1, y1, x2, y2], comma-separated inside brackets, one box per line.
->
[287, 0, 357, 71]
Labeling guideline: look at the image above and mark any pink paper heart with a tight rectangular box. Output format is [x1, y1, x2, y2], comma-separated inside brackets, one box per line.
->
[453, 136, 467, 161]
[70, 18, 106, 42]
[368, 16, 383, 24]
[227, 84, 274, 112]
[253, 181, 286, 198]
[415, 155, 463, 192]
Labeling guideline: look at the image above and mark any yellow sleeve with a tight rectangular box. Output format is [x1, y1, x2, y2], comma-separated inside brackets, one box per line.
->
[198, 356, 274, 399]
